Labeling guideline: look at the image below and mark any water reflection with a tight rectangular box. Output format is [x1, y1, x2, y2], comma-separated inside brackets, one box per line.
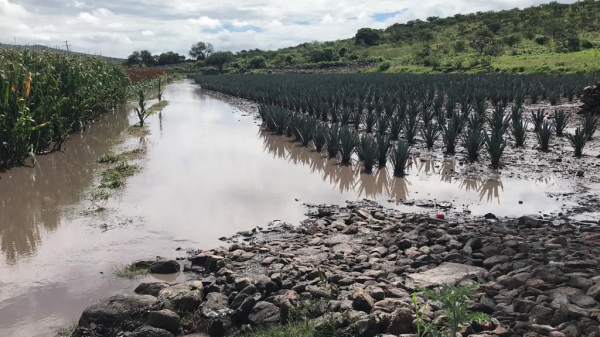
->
[0, 105, 130, 263]
[259, 130, 514, 204]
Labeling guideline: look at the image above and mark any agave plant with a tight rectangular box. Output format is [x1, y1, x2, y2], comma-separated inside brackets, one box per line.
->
[531, 108, 545, 132]
[512, 118, 528, 147]
[339, 127, 358, 164]
[389, 114, 403, 140]
[357, 135, 379, 173]
[488, 103, 511, 134]
[391, 139, 410, 177]
[462, 126, 485, 162]
[404, 111, 420, 144]
[376, 115, 390, 136]
[364, 112, 376, 133]
[553, 109, 569, 137]
[566, 127, 588, 157]
[312, 123, 328, 153]
[485, 130, 505, 169]
[376, 135, 391, 168]
[582, 112, 599, 140]
[536, 121, 554, 152]
[296, 115, 317, 147]
[442, 111, 464, 154]
[420, 121, 439, 150]
[325, 124, 341, 159]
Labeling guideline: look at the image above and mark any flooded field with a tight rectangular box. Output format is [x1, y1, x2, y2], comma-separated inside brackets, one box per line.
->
[0, 80, 590, 336]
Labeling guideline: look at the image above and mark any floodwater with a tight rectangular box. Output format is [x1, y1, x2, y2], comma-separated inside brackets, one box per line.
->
[0, 80, 577, 336]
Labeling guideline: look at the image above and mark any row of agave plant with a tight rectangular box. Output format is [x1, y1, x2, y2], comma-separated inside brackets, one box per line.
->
[0, 49, 130, 170]
[259, 100, 599, 174]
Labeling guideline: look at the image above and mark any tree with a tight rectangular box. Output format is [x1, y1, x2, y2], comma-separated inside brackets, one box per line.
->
[126, 51, 143, 67]
[470, 36, 503, 56]
[355, 28, 382, 45]
[416, 28, 434, 44]
[189, 42, 214, 60]
[249, 56, 266, 69]
[205, 51, 234, 72]
[157, 51, 186, 65]
[140, 50, 155, 67]
[502, 34, 522, 47]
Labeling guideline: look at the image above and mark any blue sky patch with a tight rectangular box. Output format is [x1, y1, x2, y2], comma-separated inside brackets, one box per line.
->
[372, 9, 407, 22]
[223, 24, 263, 33]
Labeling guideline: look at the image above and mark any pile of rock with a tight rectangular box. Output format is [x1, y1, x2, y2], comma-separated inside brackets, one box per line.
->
[71, 202, 600, 337]
[581, 83, 600, 114]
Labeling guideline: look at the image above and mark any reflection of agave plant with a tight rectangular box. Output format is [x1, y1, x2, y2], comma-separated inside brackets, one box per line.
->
[357, 135, 378, 173]
[391, 139, 410, 177]
[325, 124, 341, 159]
[339, 127, 358, 164]
[566, 127, 588, 157]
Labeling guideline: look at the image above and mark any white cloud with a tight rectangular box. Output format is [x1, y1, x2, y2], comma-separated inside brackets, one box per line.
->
[187, 16, 222, 29]
[0, 0, 579, 58]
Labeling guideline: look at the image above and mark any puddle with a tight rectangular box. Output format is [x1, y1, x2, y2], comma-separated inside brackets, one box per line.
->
[0, 80, 583, 336]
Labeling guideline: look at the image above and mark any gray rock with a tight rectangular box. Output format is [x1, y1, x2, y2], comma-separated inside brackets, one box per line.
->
[386, 308, 413, 334]
[135, 282, 170, 297]
[483, 255, 510, 268]
[147, 309, 180, 334]
[587, 283, 600, 301]
[530, 305, 553, 325]
[407, 262, 486, 287]
[148, 260, 180, 274]
[78, 294, 157, 328]
[158, 281, 204, 312]
[248, 301, 280, 327]
[130, 326, 174, 337]
[571, 294, 597, 308]
[352, 288, 375, 313]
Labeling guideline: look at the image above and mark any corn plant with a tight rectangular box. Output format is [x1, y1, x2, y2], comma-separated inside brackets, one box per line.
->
[566, 127, 588, 157]
[485, 130, 505, 169]
[553, 109, 568, 137]
[134, 90, 150, 127]
[391, 139, 410, 177]
[462, 126, 485, 162]
[357, 135, 378, 173]
[419, 285, 489, 337]
[582, 112, 599, 140]
[157, 77, 163, 102]
[339, 127, 358, 164]
[325, 124, 340, 159]
[536, 121, 554, 152]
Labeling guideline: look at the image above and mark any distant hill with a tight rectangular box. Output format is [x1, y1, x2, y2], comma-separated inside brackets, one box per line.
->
[223, 0, 600, 74]
[0, 43, 125, 63]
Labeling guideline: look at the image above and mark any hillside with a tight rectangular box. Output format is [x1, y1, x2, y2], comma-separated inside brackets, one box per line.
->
[198, 0, 600, 74]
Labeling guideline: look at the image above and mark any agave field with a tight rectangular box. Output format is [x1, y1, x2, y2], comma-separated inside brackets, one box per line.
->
[0, 50, 130, 170]
[196, 73, 600, 174]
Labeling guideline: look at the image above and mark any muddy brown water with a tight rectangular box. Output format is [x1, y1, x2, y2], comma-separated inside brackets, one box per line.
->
[0, 80, 581, 336]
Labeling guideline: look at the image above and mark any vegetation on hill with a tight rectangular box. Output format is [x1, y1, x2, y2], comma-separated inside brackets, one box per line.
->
[189, 0, 600, 74]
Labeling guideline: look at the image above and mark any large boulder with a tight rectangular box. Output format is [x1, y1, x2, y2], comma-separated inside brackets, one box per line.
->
[158, 281, 204, 312]
[135, 282, 171, 297]
[407, 262, 487, 287]
[248, 301, 281, 327]
[147, 309, 180, 334]
[149, 260, 181, 274]
[78, 294, 157, 329]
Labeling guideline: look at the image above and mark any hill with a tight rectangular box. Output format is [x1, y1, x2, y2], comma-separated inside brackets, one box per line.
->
[199, 0, 600, 74]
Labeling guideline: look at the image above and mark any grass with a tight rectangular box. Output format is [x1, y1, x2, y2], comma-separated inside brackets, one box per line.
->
[91, 188, 110, 201]
[128, 124, 151, 138]
[100, 161, 139, 189]
[113, 263, 149, 279]
[97, 152, 123, 164]
[250, 321, 316, 337]
[56, 323, 77, 337]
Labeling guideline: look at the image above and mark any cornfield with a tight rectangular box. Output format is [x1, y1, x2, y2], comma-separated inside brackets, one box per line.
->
[196, 73, 599, 168]
[0, 50, 129, 170]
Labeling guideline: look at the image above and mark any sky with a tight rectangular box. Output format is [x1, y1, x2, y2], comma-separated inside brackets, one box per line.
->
[0, 0, 576, 58]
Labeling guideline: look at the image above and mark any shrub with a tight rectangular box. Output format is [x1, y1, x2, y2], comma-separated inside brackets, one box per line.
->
[534, 35, 550, 45]
[377, 61, 391, 72]
[581, 39, 594, 49]
[249, 56, 267, 69]
[453, 40, 467, 53]
[355, 28, 382, 45]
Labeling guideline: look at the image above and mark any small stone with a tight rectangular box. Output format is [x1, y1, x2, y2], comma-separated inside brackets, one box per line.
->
[147, 309, 180, 335]
[352, 288, 375, 313]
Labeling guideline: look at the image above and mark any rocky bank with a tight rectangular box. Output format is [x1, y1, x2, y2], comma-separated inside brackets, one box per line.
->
[71, 201, 600, 337]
